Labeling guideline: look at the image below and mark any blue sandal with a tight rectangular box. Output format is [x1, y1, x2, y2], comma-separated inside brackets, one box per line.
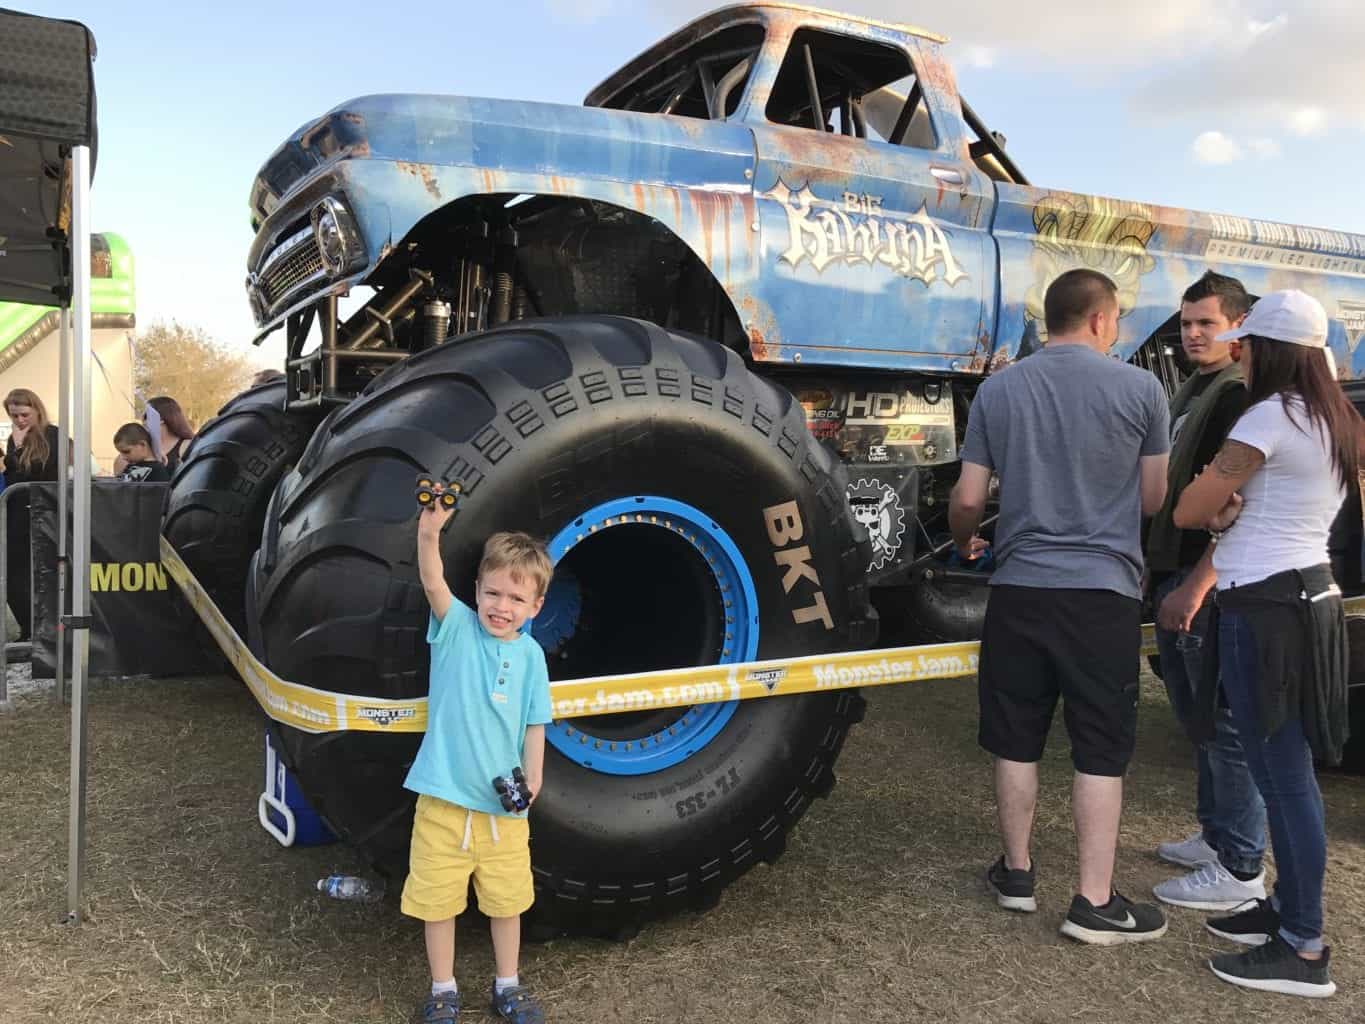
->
[491, 983, 545, 1023]
[417, 992, 460, 1022]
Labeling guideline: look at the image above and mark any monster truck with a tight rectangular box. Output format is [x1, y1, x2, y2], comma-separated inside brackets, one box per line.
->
[165, 2, 1365, 934]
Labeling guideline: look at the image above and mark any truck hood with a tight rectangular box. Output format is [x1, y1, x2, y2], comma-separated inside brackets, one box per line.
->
[248, 93, 756, 229]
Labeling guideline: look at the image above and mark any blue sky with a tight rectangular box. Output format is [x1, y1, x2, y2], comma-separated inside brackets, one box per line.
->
[20, 0, 1365, 368]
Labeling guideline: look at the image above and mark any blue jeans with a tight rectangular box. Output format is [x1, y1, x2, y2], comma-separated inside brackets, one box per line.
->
[1154, 572, 1265, 874]
[1219, 608, 1326, 953]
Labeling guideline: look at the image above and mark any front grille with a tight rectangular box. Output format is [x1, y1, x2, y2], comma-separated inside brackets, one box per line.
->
[256, 229, 325, 308]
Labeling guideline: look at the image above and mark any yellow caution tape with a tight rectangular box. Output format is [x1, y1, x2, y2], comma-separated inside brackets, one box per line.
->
[161, 537, 1364, 735]
[162, 538, 428, 734]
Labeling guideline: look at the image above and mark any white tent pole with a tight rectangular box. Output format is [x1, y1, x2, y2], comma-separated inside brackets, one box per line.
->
[56, 308, 70, 704]
[66, 144, 93, 925]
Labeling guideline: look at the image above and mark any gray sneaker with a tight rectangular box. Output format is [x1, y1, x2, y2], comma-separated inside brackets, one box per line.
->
[1157, 831, 1217, 869]
[1154, 860, 1266, 911]
[1210, 936, 1336, 998]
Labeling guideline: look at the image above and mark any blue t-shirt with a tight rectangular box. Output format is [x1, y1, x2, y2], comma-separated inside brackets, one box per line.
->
[403, 601, 552, 816]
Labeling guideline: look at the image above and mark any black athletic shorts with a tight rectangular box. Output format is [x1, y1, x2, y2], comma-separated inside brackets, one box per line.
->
[977, 585, 1140, 777]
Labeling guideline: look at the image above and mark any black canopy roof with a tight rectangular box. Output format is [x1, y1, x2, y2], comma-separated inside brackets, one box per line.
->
[0, 7, 97, 306]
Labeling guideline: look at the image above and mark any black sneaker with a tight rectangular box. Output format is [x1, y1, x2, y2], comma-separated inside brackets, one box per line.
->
[1206, 898, 1278, 946]
[1209, 935, 1336, 998]
[986, 855, 1036, 912]
[1059, 891, 1167, 945]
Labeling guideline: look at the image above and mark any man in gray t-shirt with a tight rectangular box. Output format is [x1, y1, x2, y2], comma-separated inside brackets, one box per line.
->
[948, 268, 1171, 945]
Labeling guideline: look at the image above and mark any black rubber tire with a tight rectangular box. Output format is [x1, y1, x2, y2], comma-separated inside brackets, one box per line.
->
[249, 316, 874, 935]
[162, 381, 322, 638]
[873, 572, 989, 646]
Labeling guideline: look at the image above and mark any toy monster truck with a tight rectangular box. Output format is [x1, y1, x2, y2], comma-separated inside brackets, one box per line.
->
[164, 2, 1365, 935]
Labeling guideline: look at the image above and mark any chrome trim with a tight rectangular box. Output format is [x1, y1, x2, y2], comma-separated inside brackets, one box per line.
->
[250, 226, 327, 316]
[259, 226, 315, 273]
[310, 196, 365, 277]
[250, 267, 372, 343]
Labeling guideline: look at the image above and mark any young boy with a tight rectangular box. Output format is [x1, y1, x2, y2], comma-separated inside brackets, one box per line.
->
[113, 423, 170, 482]
[403, 485, 553, 1024]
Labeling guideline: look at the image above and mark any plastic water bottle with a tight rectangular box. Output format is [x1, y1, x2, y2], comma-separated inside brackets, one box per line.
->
[316, 874, 385, 903]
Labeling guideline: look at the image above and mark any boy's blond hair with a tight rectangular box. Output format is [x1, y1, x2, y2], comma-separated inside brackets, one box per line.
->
[479, 531, 553, 598]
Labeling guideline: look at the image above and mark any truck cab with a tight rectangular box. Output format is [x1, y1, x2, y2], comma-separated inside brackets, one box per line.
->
[244, 4, 1026, 397]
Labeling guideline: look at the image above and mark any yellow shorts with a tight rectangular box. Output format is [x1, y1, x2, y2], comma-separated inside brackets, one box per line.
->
[401, 795, 534, 921]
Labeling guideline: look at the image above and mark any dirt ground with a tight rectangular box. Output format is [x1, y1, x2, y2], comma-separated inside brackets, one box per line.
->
[2, 667, 1362, 1024]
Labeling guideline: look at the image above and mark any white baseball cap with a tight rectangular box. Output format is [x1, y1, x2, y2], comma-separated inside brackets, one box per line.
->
[1217, 288, 1328, 348]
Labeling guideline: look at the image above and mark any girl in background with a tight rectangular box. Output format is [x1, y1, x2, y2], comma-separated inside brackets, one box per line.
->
[146, 395, 195, 474]
[4, 388, 60, 640]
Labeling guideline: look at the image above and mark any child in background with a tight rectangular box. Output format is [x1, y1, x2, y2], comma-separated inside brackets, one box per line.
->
[113, 423, 170, 482]
[403, 483, 553, 1024]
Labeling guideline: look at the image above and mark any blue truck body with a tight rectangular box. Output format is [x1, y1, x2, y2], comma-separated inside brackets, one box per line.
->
[246, 3, 1365, 381]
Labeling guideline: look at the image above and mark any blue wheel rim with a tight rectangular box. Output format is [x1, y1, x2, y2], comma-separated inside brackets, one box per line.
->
[533, 496, 759, 776]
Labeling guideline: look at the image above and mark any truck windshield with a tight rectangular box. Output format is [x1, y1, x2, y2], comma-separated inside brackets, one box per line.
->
[765, 28, 933, 148]
[596, 23, 764, 120]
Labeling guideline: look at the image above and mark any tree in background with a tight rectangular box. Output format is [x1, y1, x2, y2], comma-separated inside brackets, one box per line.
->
[132, 322, 255, 429]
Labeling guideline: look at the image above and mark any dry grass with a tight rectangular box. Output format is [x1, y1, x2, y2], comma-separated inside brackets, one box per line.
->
[2, 668, 1363, 1023]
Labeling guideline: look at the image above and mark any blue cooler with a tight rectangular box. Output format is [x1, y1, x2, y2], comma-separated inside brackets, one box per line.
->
[258, 731, 335, 847]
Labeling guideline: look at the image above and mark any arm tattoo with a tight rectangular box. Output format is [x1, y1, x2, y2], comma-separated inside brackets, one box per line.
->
[1212, 440, 1262, 479]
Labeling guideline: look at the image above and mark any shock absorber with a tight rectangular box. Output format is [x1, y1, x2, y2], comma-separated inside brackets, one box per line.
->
[423, 299, 451, 348]
[491, 226, 518, 325]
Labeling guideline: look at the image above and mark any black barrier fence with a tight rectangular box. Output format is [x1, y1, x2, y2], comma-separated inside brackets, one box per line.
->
[19, 481, 215, 679]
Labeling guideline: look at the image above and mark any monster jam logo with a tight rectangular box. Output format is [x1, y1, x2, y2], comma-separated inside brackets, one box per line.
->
[355, 706, 417, 728]
[745, 667, 787, 693]
[1339, 300, 1365, 352]
[761, 179, 967, 286]
[847, 479, 907, 571]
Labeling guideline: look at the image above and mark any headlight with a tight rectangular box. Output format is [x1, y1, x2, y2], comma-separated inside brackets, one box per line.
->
[311, 197, 363, 275]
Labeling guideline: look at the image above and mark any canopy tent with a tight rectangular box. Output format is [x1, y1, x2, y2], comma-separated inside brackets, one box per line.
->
[0, 6, 99, 925]
[0, 8, 97, 305]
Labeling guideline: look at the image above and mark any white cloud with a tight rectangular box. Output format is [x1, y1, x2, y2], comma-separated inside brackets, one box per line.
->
[1190, 130, 1284, 164]
[1133, 7, 1365, 130]
[1288, 106, 1328, 136]
[1192, 131, 1243, 165]
[1247, 13, 1289, 36]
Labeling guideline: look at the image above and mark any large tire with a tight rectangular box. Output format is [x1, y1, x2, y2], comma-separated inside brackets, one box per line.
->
[163, 381, 322, 637]
[873, 572, 989, 647]
[250, 316, 874, 935]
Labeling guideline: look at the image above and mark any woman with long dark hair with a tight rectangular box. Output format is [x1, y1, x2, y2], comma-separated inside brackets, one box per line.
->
[4, 388, 60, 640]
[1175, 290, 1359, 998]
[146, 395, 195, 474]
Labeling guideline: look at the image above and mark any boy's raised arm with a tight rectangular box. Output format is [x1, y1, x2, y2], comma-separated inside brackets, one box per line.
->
[416, 501, 454, 621]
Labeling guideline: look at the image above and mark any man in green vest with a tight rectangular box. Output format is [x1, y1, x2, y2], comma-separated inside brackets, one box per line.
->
[1147, 271, 1267, 911]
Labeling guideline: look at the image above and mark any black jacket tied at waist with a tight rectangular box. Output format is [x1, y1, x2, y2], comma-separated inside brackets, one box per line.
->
[1196, 564, 1349, 765]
